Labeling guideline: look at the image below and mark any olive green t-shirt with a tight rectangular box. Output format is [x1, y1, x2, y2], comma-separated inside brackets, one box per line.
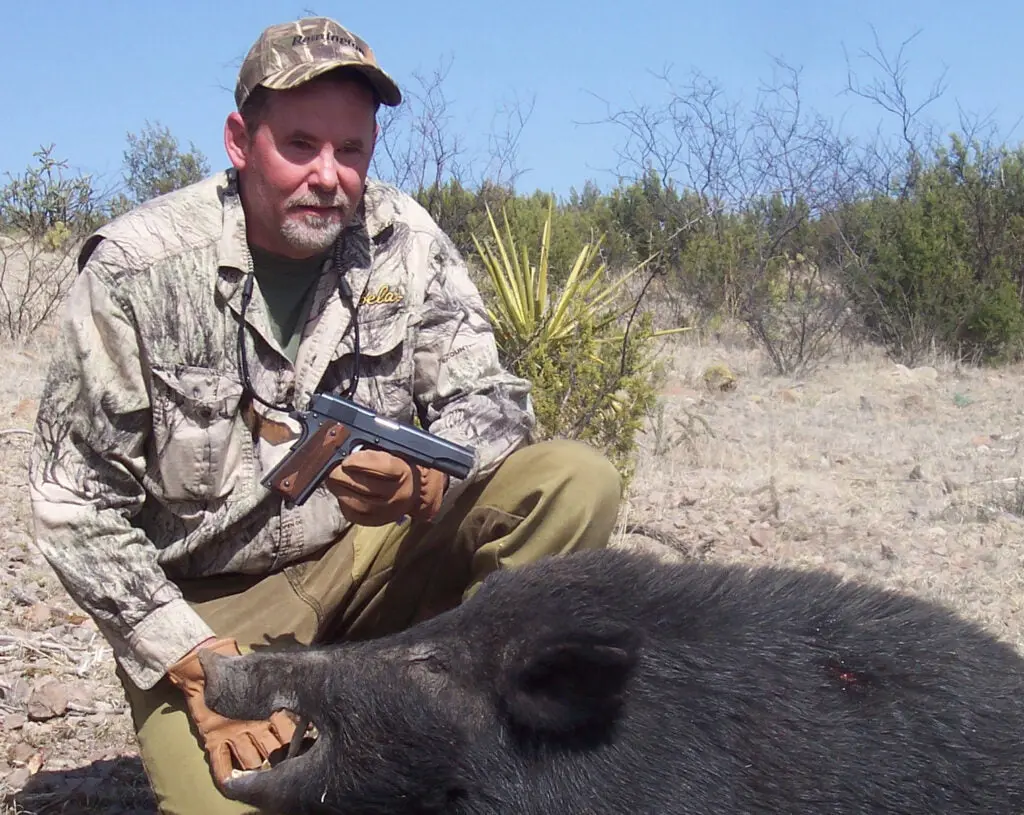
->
[249, 245, 329, 363]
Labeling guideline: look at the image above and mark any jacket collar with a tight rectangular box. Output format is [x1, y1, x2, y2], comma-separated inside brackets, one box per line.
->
[215, 168, 250, 308]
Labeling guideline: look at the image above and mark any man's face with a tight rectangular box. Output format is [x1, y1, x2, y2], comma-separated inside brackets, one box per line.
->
[225, 75, 378, 258]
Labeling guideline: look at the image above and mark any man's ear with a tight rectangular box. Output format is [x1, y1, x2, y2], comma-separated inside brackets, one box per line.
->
[369, 120, 380, 156]
[498, 622, 642, 736]
[224, 111, 251, 171]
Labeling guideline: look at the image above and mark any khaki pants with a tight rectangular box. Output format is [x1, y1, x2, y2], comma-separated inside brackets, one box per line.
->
[118, 439, 622, 815]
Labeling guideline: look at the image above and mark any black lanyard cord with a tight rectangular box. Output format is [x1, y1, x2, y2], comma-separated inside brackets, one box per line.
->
[333, 233, 361, 399]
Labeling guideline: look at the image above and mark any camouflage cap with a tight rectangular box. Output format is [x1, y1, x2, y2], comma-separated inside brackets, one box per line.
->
[235, 17, 402, 110]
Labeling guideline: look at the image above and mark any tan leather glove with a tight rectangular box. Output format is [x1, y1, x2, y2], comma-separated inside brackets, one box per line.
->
[326, 448, 447, 526]
[166, 637, 297, 787]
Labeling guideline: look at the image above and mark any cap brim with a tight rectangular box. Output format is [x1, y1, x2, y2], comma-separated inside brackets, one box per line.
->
[259, 60, 402, 106]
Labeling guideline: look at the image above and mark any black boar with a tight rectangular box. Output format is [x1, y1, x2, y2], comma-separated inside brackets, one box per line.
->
[201, 547, 1024, 814]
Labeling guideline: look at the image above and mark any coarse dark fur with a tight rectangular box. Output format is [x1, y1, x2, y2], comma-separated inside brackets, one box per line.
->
[202, 547, 1024, 813]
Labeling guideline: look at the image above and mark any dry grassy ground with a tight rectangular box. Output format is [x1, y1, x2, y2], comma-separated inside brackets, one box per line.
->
[3, 328, 1024, 813]
[622, 334, 1024, 638]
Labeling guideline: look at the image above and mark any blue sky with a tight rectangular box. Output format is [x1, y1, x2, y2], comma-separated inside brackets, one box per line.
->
[5, 1, 1021, 199]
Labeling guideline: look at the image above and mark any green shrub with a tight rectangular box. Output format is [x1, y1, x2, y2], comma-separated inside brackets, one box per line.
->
[471, 202, 678, 483]
[843, 183, 1024, 364]
[517, 311, 663, 483]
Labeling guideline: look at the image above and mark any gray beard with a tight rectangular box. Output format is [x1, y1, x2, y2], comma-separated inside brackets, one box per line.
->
[280, 211, 345, 253]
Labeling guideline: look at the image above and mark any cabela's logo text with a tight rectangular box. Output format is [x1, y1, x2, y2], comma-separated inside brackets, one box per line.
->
[360, 284, 403, 306]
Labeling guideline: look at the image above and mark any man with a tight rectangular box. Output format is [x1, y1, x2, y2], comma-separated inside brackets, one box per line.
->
[27, 15, 622, 815]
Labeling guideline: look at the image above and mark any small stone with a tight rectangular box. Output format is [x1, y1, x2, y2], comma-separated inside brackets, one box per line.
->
[901, 393, 924, 411]
[3, 712, 27, 730]
[25, 603, 53, 628]
[6, 548, 27, 564]
[9, 741, 35, 764]
[20, 720, 44, 740]
[27, 679, 68, 721]
[5, 766, 31, 790]
[71, 626, 95, 644]
[749, 528, 775, 548]
[9, 586, 36, 606]
[26, 752, 44, 774]
[65, 681, 94, 708]
[2, 675, 31, 706]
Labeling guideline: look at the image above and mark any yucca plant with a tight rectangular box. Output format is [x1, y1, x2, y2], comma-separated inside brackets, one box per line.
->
[471, 201, 677, 364]
[470, 200, 687, 482]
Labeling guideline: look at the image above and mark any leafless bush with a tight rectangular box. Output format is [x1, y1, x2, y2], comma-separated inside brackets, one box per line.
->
[744, 258, 855, 375]
[841, 25, 948, 198]
[0, 146, 106, 341]
[372, 56, 469, 202]
[0, 236, 80, 341]
[584, 25, 960, 374]
[589, 58, 859, 373]
[372, 55, 534, 207]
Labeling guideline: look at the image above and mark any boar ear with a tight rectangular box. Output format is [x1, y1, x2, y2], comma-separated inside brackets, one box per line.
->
[499, 622, 641, 736]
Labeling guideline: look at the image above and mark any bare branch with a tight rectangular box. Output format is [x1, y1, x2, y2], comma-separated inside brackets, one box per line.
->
[842, 25, 948, 195]
[480, 91, 537, 190]
[372, 53, 467, 199]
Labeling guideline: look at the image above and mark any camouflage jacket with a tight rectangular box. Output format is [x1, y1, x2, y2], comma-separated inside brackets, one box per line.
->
[27, 169, 535, 690]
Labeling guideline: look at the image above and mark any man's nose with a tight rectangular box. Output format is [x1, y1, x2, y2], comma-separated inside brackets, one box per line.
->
[310, 148, 340, 191]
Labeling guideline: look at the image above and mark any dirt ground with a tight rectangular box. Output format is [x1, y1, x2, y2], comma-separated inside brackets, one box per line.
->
[3, 328, 1024, 813]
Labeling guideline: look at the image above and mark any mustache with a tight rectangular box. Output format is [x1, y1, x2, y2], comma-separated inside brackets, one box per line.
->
[287, 191, 351, 209]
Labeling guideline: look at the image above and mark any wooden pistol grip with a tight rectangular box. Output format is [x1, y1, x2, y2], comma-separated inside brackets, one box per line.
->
[266, 422, 352, 503]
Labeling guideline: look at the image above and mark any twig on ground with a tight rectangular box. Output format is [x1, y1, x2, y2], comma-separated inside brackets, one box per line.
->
[67, 701, 126, 716]
[0, 633, 88, 661]
[622, 523, 685, 550]
[0, 428, 32, 438]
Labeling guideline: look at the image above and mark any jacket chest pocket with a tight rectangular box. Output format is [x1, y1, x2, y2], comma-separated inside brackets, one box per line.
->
[149, 365, 248, 502]
[327, 310, 415, 420]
